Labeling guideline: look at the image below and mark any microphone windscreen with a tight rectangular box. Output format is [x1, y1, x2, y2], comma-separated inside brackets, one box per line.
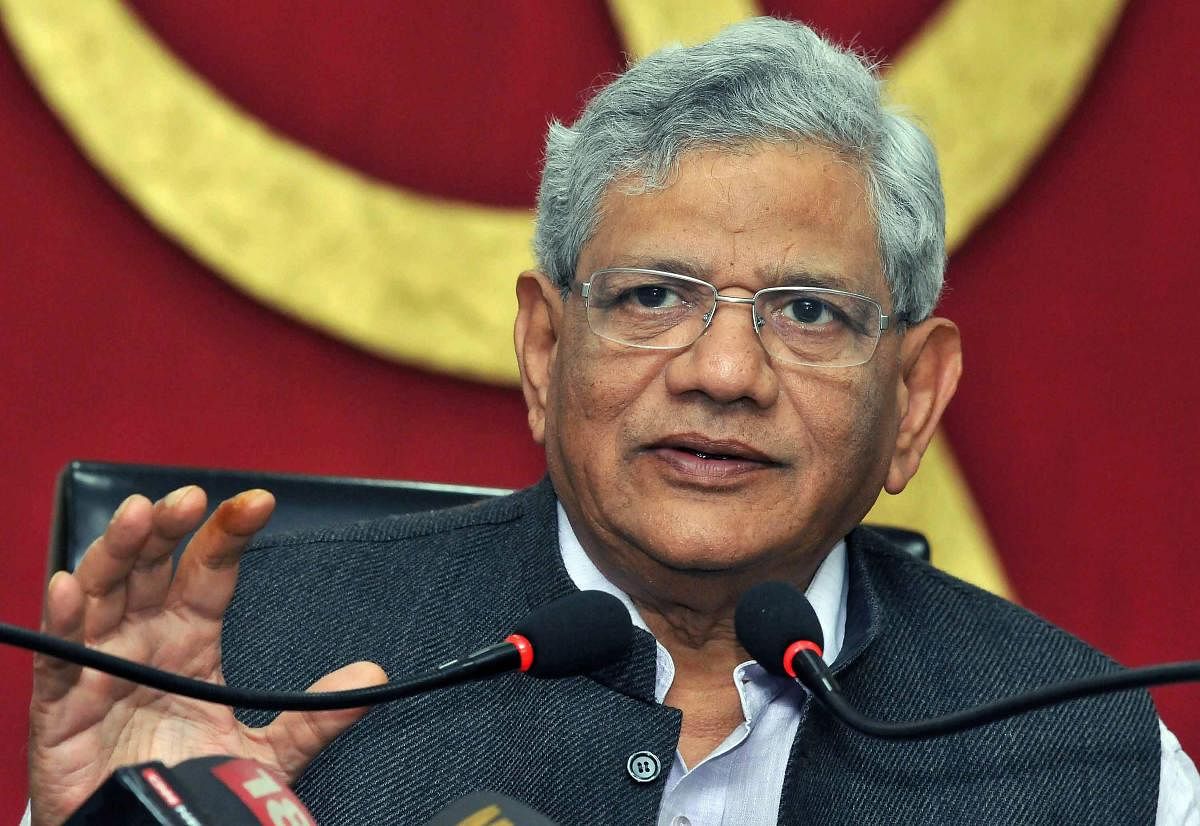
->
[513, 590, 632, 677]
[735, 581, 824, 677]
[425, 790, 560, 825]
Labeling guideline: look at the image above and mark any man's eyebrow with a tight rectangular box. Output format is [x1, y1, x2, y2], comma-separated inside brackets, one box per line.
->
[606, 257, 710, 279]
[603, 258, 866, 293]
[767, 269, 861, 292]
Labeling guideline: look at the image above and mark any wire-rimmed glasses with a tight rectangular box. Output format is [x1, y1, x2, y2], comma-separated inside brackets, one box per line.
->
[580, 268, 898, 368]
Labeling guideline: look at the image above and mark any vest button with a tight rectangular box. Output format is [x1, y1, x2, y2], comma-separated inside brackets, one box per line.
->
[626, 750, 662, 783]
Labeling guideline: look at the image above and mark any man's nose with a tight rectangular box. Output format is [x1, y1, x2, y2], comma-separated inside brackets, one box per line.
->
[663, 300, 779, 407]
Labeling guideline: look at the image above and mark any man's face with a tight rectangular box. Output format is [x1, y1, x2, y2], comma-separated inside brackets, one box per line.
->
[522, 143, 922, 589]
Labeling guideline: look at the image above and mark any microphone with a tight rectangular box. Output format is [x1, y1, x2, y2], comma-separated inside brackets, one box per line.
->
[64, 755, 318, 825]
[735, 581, 1200, 740]
[424, 790, 561, 825]
[435, 588, 633, 680]
[733, 580, 840, 696]
[509, 587, 633, 677]
[3, 589, 632, 711]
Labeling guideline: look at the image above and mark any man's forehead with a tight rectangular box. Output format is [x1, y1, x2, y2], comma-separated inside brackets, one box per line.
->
[580, 145, 885, 297]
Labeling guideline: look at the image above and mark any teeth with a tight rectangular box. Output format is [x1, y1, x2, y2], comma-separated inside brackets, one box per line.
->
[693, 450, 730, 460]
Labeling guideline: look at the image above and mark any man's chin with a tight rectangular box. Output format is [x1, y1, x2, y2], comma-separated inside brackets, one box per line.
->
[629, 529, 787, 576]
[652, 555, 754, 576]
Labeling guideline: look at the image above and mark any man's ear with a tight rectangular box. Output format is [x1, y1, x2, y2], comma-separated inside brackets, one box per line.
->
[885, 317, 962, 494]
[513, 270, 565, 446]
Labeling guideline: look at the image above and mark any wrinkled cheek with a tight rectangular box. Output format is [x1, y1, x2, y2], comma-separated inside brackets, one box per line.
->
[836, 378, 898, 483]
[564, 345, 665, 423]
[787, 368, 892, 470]
[547, 360, 625, 464]
[582, 379, 639, 426]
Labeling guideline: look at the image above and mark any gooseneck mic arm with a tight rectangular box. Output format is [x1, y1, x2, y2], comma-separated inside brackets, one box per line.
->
[789, 645, 1200, 739]
[1, 621, 521, 711]
[736, 581, 1200, 740]
[1, 589, 632, 712]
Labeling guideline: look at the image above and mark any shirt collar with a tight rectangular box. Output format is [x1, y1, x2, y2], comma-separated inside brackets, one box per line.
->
[556, 502, 848, 706]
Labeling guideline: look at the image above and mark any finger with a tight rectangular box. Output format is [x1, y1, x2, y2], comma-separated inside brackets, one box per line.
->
[31, 571, 86, 706]
[74, 495, 154, 641]
[262, 661, 388, 781]
[125, 486, 208, 614]
[167, 489, 275, 621]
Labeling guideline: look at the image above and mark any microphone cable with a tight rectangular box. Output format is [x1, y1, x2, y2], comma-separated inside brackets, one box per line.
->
[1, 589, 632, 712]
[736, 580, 1200, 740]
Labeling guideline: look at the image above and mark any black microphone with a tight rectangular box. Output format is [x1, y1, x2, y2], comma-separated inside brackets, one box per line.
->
[734, 580, 840, 696]
[64, 755, 319, 825]
[735, 581, 1200, 739]
[3, 589, 632, 711]
[424, 790, 561, 825]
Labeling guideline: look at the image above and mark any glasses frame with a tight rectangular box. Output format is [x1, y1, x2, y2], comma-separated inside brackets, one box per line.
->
[580, 267, 897, 368]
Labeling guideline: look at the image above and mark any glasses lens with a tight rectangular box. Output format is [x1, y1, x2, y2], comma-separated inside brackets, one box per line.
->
[755, 289, 882, 367]
[586, 270, 713, 349]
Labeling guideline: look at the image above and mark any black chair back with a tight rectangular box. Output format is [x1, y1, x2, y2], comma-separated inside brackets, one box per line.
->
[51, 461, 507, 573]
[50, 460, 929, 573]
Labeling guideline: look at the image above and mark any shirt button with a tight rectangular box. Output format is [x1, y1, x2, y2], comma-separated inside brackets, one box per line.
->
[671, 817, 692, 826]
[625, 750, 662, 782]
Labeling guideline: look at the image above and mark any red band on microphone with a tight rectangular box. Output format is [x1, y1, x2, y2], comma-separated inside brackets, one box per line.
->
[505, 633, 535, 672]
[782, 640, 823, 679]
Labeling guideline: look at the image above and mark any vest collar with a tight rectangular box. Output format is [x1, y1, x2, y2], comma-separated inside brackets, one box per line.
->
[515, 477, 661, 703]
[831, 527, 889, 675]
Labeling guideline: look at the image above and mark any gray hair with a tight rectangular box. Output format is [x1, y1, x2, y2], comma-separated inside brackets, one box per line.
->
[532, 17, 945, 322]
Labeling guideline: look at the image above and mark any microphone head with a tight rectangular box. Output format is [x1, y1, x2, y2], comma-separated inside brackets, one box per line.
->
[513, 590, 633, 678]
[735, 581, 824, 677]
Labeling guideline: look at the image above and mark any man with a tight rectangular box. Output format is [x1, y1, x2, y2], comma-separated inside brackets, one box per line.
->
[26, 17, 1199, 826]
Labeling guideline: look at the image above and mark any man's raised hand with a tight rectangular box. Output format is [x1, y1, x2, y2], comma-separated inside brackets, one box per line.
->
[28, 487, 386, 826]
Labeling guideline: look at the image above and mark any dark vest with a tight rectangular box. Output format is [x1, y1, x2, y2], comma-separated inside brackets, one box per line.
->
[222, 480, 1159, 824]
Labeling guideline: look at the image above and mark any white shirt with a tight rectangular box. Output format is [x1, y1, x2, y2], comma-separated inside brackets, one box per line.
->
[555, 504, 1200, 826]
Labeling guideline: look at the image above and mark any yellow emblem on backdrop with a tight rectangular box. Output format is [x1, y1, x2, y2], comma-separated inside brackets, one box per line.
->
[0, 0, 1127, 598]
[607, 0, 761, 54]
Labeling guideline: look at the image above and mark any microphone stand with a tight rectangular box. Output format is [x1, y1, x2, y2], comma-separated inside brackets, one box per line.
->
[0, 619, 521, 711]
[793, 649, 1200, 739]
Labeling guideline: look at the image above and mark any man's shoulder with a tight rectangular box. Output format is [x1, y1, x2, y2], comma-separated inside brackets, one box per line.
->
[242, 481, 552, 567]
[849, 526, 1121, 676]
[222, 480, 563, 707]
[796, 530, 1162, 826]
[227, 480, 562, 637]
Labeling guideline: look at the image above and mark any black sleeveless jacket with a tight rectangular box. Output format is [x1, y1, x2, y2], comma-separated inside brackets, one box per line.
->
[222, 479, 1159, 824]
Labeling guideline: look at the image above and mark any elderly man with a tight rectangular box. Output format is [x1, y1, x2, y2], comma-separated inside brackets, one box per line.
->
[26, 17, 1198, 826]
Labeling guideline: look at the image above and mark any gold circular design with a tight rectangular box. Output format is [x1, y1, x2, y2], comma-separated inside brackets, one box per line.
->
[883, 0, 1125, 249]
[0, 0, 1123, 382]
[0, 0, 1126, 598]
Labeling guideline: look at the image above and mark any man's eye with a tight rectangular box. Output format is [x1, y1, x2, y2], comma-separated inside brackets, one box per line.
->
[630, 285, 681, 308]
[783, 298, 836, 325]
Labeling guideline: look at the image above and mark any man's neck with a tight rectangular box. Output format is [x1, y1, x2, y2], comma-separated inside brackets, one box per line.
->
[555, 501, 847, 670]
[556, 504, 851, 766]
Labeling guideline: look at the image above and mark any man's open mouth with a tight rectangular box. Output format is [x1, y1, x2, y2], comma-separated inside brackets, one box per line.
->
[650, 435, 778, 467]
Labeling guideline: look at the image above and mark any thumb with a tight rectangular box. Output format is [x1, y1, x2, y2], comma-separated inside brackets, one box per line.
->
[262, 661, 388, 781]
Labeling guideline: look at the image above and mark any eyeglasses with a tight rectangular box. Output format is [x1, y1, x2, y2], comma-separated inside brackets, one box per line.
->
[580, 268, 898, 368]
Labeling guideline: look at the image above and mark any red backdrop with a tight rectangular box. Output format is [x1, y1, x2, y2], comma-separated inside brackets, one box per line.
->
[2, 0, 1197, 812]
